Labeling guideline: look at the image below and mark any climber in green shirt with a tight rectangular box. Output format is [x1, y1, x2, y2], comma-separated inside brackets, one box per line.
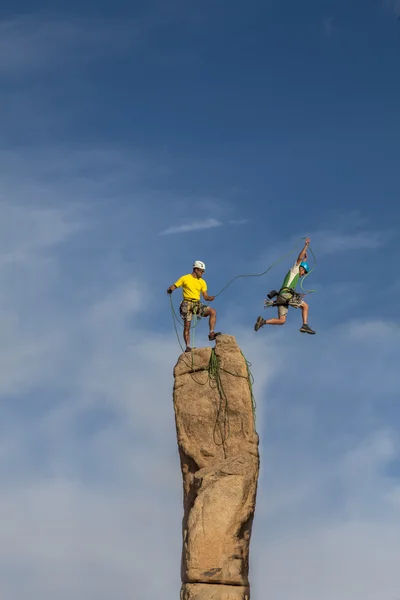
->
[254, 237, 316, 335]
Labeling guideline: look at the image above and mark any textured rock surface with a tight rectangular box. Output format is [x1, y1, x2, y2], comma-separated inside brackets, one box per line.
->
[173, 335, 259, 599]
[181, 583, 250, 600]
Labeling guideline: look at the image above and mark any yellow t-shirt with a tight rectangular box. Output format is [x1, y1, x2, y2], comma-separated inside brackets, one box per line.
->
[174, 274, 207, 301]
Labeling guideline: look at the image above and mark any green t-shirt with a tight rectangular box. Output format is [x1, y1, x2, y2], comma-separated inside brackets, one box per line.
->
[281, 262, 300, 291]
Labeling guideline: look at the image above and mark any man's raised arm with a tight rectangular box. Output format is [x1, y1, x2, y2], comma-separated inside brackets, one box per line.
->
[296, 237, 310, 265]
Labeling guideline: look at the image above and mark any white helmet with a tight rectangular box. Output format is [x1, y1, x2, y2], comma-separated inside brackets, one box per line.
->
[193, 260, 206, 270]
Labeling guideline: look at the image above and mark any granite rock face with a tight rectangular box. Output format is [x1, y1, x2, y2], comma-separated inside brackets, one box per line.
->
[181, 583, 250, 600]
[173, 335, 259, 599]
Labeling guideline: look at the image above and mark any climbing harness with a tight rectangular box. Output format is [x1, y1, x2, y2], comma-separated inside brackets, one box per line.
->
[263, 287, 305, 309]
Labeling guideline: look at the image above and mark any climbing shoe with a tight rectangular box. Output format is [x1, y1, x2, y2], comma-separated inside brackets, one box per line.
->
[254, 316, 265, 332]
[300, 324, 316, 334]
[208, 332, 221, 341]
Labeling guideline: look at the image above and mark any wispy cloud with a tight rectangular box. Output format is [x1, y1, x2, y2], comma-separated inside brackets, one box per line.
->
[252, 428, 400, 600]
[222, 314, 400, 600]
[254, 224, 388, 284]
[160, 217, 250, 235]
[160, 218, 222, 235]
[229, 218, 250, 226]
[310, 229, 385, 255]
[0, 5, 209, 76]
[2, 166, 400, 600]
[0, 15, 134, 74]
[0, 193, 183, 600]
[0, 203, 82, 265]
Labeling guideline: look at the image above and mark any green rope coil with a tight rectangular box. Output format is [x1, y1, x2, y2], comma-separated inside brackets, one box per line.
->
[207, 349, 257, 455]
[208, 349, 230, 452]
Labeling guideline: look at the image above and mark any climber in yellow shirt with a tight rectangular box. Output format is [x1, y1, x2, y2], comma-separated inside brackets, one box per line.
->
[167, 260, 221, 352]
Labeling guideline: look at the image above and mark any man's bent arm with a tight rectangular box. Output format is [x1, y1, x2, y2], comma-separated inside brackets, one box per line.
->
[202, 291, 215, 302]
[167, 284, 177, 294]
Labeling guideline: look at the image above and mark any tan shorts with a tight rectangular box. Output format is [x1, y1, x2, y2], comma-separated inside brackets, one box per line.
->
[179, 300, 208, 322]
[277, 292, 304, 317]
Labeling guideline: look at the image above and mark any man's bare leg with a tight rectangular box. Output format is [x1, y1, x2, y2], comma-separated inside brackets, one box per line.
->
[254, 313, 286, 331]
[299, 302, 316, 334]
[204, 307, 220, 340]
[300, 301, 308, 325]
[264, 316, 286, 326]
[209, 309, 216, 333]
[183, 321, 191, 349]
[254, 315, 286, 331]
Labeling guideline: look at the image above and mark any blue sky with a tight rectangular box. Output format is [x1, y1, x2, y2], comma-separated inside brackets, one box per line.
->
[2, 1, 400, 598]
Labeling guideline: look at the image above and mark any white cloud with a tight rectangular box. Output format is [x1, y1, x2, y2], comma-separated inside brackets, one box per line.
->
[308, 230, 385, 255]
[159, 216, 250, 235]
[0, 193, 184, 600]
[249, 226, 387, 286]
[0, 203, 82, 265]
[229, 218, 250, 226]
[160, 217, 223, 235]
[255, 519, 400, 600]
[346, 318, 398, 340]
[0, 3, 396, 595]
[0, 139, 399, 600]
[0, 5, 209, 76]
[0, 477, 182, 600]
[0, 11, 175, 76]
[252, 429, 400, 600]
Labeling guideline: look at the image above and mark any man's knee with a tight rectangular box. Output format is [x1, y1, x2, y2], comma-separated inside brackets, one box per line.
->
[205, 307, 216, 317]
[301, 301, 308, 309]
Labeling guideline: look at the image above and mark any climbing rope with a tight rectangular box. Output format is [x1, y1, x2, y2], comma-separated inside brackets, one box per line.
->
[171, 342, 256, 455]
[212, 236, 316, 297]
[208, 349, 230, 453]
[169, 236, 316, 353]
[299, 244, 316, 294]
[169, 236, 317, 377]
[207, 348, 256, 456]
[169, 294, 205, 376]
[242, 353, 257, 427]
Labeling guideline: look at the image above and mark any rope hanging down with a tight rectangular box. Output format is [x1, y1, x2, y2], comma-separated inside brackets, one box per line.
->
[170, 300, 257, 416]
[207, 349, 257, 457]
